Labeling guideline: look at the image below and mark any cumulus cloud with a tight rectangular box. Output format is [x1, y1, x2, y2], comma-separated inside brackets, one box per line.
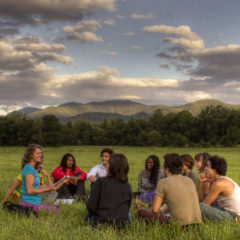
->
[67, 32, 103, 42]
[63, 20, 102, 33]
[0, 0, 116, 25]
[0, 37, 73, 71]
[63, 19, 103, 43]
[131, 13, 154, 19]
[160, 63, 170, 69]
[143, 25, 204, 49]
[103, 19, 115, 26]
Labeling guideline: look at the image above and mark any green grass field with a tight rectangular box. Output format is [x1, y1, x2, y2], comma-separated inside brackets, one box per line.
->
[0, 146, 240, 240]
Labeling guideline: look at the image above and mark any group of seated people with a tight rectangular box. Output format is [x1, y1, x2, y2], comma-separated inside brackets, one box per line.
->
[1, 144, 240, 228]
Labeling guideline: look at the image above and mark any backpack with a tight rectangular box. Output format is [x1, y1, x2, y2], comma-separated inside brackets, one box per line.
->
[3, 201, 37, 217]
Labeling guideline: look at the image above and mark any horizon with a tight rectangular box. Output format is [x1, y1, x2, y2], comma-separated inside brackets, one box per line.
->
[2, 98, 239, 117]
[1, 0, 240, 115]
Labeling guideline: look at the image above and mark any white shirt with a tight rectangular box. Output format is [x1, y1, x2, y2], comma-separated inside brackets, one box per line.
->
[87, 163, 108, 182]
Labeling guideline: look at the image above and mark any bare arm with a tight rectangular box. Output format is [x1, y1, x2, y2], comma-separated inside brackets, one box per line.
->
[1, 179, 21, 203]
[203, 182, 222, 205]
[25, 174, 66, 194]
[152, 194, 163, 214]
[40, 169, 53, 185]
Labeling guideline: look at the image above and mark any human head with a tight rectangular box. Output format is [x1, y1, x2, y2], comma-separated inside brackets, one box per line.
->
[145, 155, 160, 170]
[206, 155, 227, 177]
[108, 153, 129, 183]
[22, 144, 43, 169]
[100, 148, 114, 165]
[195, 152, 210, 171]
[163, 153, 183, 175]
[145, 155, 160, 186]
[60, 153, 76, 172]
[180, 154, 194, 170]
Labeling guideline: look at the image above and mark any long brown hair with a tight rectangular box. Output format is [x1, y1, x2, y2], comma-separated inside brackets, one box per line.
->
[21, 144, 42, 169]
[108, 154, 129, 183]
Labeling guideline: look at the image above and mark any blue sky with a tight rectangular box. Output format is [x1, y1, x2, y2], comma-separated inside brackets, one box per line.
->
[1, 0, 240, 115]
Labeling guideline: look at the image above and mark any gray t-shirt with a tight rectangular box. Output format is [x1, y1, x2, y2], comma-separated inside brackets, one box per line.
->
[156, 175, 202, 225]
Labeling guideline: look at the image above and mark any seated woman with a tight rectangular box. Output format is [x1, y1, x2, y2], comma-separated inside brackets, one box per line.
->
[1, 161, 57, 204]
[86, 153, 132, 228]
[195, 152, 212, 201]
[51, 153, 87, 200]
[87, 148, 114, 184]
[136, 155, 162, 203]
[180, 154, 199, 190]
[20, 144, 65, 214]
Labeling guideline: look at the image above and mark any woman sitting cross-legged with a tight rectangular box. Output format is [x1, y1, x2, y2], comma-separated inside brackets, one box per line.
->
[51, 153, 87, 200]
[1, 161, 57, 204]
[20, 144, 66, 214]
[85, 153, 132, 228]
[134, 155, 162, 203]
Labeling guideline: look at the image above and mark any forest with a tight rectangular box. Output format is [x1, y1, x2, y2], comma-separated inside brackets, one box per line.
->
[1, 105, 240, 147]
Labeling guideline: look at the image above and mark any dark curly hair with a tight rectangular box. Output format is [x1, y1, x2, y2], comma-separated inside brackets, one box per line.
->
[108, 153, 129, 183]
[60, 153, 76, 173]
[195, 152, 211, 171]
[163, 153, 183, 175]
[209, 155, 227, 176]
[100, 148, 114, 157]
[145, 155, 160, 187]
[21, 144, 42, 169]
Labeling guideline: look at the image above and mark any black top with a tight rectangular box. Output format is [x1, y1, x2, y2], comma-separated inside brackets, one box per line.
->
[86, 177, 132, 227]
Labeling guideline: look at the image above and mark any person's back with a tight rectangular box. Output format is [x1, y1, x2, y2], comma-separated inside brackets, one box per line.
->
[156, 174, 201, 225]
[87, 177, 132, 226]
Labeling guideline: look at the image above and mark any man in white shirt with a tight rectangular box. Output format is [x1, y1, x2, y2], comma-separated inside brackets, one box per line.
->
[87, 148, 114, 184]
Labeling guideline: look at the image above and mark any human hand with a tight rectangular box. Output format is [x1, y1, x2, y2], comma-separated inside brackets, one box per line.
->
[199, 172, 208, 182]
[69, 176, 78, 185]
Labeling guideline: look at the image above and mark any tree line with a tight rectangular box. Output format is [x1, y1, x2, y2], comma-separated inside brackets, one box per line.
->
[1, 105, 240, 147]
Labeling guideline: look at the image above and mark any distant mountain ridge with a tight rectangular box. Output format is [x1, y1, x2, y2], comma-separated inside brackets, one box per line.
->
[14, 99, 240, 122]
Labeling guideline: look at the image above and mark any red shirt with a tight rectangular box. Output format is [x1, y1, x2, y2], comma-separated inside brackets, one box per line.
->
[51, 166, 87, 185]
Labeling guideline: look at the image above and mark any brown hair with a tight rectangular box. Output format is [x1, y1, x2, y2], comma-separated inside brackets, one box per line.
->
[163, 153, 183, 174]
[108, 153, 129, 183]
[21, 144, 42, 169]
[180, 154, 194, 170]
[195, 152, 210, 171]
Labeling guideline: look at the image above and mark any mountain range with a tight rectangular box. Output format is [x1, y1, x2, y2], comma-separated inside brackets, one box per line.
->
[15, 99, 240, 122]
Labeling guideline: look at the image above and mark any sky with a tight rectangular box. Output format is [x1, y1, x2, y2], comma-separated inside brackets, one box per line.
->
[1, 0, 240, 115]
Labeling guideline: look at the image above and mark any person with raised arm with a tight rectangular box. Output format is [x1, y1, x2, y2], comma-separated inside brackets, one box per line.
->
[199, 155, 240, 221]
[87, 148, 113, 185]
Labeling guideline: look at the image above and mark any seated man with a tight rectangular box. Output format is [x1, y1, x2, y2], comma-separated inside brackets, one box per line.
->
[87, 148, 113, 185]
[199, 155, 240, 221]
[136, 153, 202, 226]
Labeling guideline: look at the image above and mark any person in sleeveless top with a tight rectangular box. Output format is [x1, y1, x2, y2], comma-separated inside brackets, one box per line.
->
[199, 155, 240, 222]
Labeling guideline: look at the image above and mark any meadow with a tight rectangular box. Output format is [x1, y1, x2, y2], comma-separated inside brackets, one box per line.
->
[0, 146, 240, 240]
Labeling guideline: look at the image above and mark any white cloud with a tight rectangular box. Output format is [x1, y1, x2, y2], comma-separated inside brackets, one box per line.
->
[67, 32, 103, 42]
[103, 19, 115, 26]
[63, 20, 102, 33]
[143, 25, 205, 49]
[123, 32, 135, 36]
[131, 13, 154, 19]
[100, 51, 118, 56]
